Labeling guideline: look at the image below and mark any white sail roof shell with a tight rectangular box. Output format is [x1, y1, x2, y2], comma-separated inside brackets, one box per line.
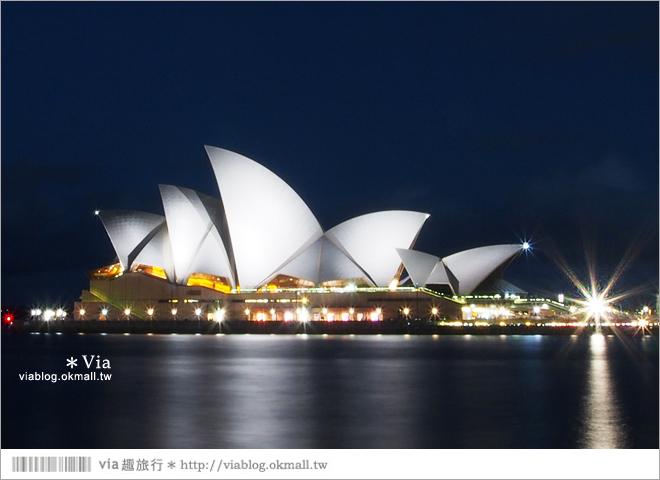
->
[426, 261, 459, 294]
[132, 223, 175, 281]
[276, 235, 368, 285]
[98, 210, 166, 270]
[206, 146, 323, 288]
[96, 146, 528, 296]
[159, 185, 234, 285]
[442, 244, 522, 295]
[426, 261, 451, 285]
[395, 248, 440, 287]
[325, 211, 430, 287]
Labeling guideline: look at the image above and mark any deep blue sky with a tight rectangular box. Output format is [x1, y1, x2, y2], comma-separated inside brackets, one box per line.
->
[2, 2, 658, 308]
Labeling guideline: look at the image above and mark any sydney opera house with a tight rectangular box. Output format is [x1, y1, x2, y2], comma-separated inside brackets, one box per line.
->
[74, 146, 534, 322]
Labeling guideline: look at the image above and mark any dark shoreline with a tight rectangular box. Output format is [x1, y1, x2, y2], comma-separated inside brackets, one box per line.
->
[3, 319, 657, 337]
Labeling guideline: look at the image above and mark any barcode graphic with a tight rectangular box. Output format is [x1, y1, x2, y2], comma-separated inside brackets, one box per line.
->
[12, 456, 92, 473]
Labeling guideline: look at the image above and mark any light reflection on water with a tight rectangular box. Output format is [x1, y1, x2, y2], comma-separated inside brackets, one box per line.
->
[1, 333, 657, 449]
[153, 336, 423, 448]
[579, 333, 628, 448]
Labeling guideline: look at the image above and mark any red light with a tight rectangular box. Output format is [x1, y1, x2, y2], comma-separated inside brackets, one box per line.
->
[4, 314, 13, 323]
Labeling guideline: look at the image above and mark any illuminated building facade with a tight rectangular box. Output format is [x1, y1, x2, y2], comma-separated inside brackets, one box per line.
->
[74, 146, 527, 321]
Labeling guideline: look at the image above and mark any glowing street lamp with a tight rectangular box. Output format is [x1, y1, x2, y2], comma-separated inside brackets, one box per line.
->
[147, 308, 155, 318]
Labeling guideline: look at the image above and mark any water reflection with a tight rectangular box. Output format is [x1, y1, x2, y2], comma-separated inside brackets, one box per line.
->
[3, 332, 656, 448]
[579, 333, 628, 448]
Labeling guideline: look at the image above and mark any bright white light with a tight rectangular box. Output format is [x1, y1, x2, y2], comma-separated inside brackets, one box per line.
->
[431, 307, 439, 315]
[56, 308, 64, 318]
[284, 311, 293, 321]
[94, 210, 100, 215]
[147, 308, 154, 316]
[322, 308, 328, 315]
[558, 294, 565, 303]
[533, 306, 540, 314]
[522, 242, 530, 250]
[43, 309, 55, 321]
[403, 308, 410, 316]
[375, 308, 382, 315]
[195, 308, 202, 316]
[642, 305, 649, 313]
[171, 308, 178, 316]
[569, 306, 577, 313]
[31, 309, 38, 316]
[101, 308, 109, 316]
[124, 308, 131, 316]
[389, 279, 398, 291]
[584, 291, 607, 324]
[244, 308, 250, 316]
[79, 309, 86, 316]
[299, 308, 310, 322]
[349, 308, 355, 315]
[36, 309, 42, 316]
[215, 309, 225, 322]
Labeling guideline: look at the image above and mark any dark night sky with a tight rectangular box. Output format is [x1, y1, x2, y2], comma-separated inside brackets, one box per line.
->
[2, 2, 658, 308]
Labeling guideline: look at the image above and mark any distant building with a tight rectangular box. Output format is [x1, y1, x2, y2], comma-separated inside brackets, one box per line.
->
[75, 146, 528, 321]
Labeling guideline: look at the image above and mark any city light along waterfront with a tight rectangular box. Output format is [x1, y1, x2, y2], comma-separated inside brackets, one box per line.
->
[6, 287, 658, 336]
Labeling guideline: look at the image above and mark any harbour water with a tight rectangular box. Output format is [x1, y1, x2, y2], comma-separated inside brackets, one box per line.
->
[2, 332, 658, 449]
